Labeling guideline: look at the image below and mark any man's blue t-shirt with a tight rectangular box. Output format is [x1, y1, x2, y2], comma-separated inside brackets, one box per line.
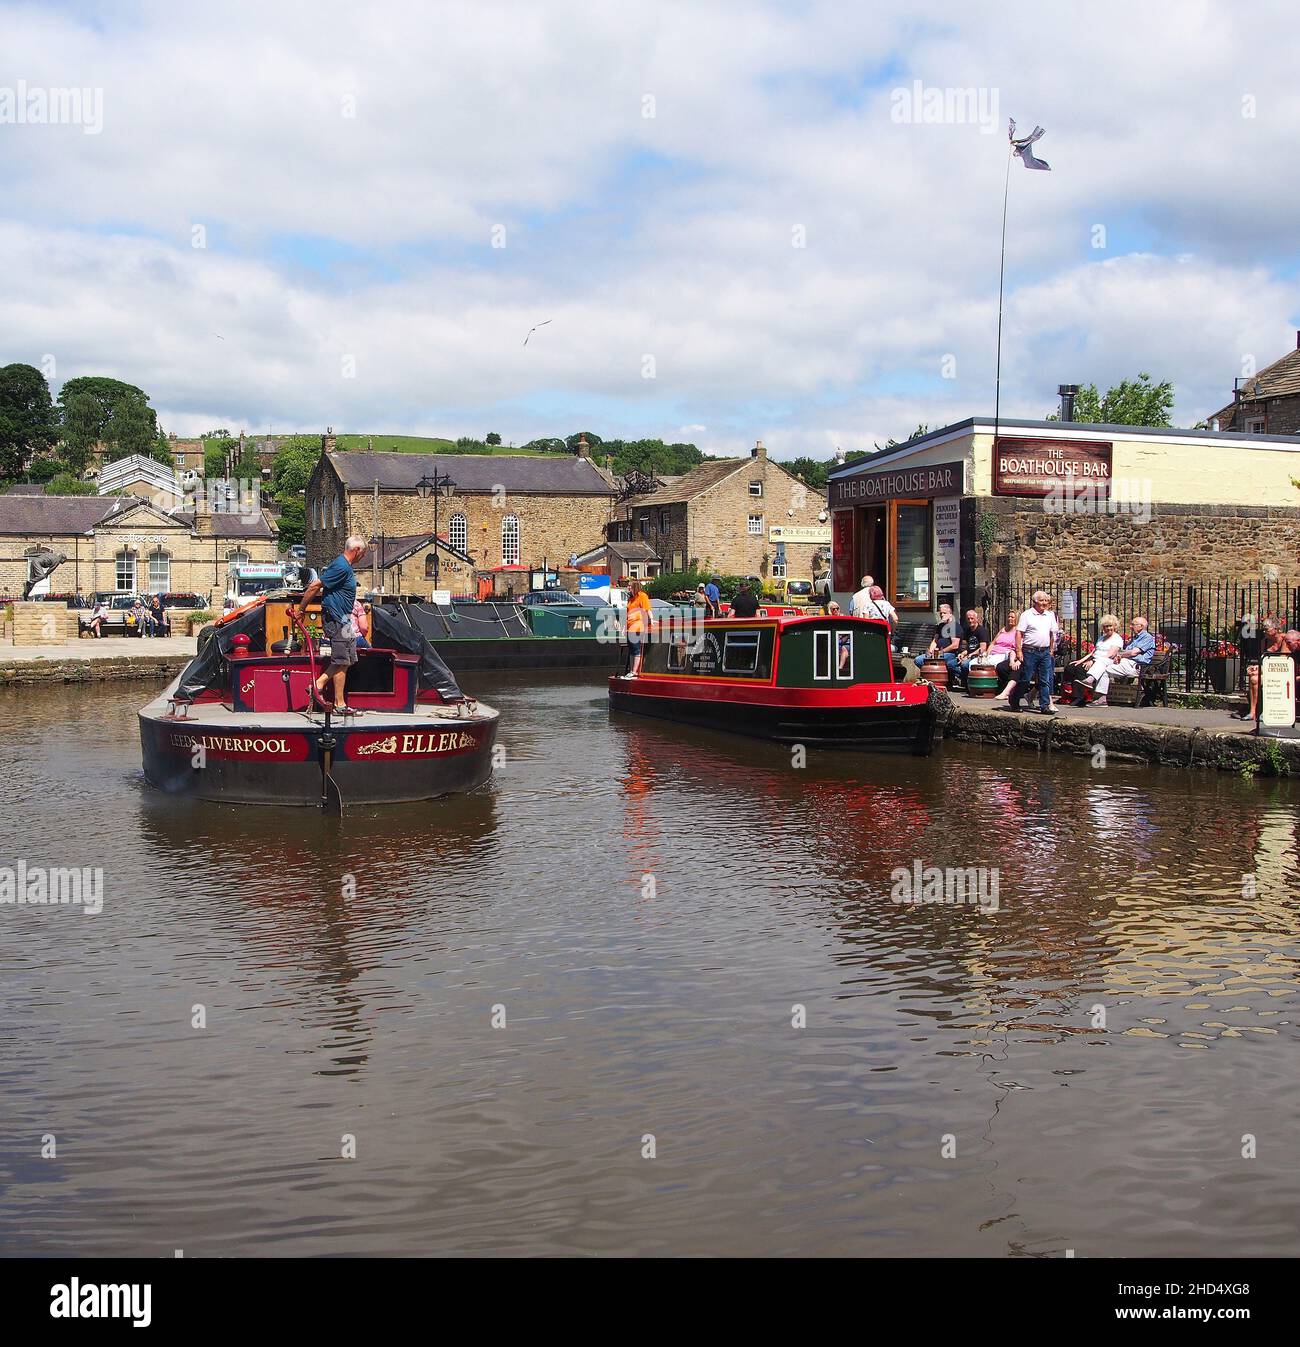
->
[319, 555, 357, 624]
[705, 582, 720, 608]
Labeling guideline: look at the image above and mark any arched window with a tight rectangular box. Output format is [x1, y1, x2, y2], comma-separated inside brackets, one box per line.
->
[501, 514, 520, 566]
[227, 548, 250, 568]
[332, 495, 341, 528]
[449, 512, 467, 554]
[115, 549, 136, 592]
[425, 554, 436, 578]
[148, 548, 171, 594]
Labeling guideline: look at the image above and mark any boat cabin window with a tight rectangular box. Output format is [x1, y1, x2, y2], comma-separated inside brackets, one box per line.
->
[835, 629, 854, 680]
[722, 631, 761, 673]
[813, 630, 832, 680]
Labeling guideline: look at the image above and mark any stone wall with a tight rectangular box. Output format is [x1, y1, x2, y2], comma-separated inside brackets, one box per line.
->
[305, 457, 615, 577]
[631, 453, 828, 577]
[1, 530, 276, 608]
[978, 498, 1300, 588]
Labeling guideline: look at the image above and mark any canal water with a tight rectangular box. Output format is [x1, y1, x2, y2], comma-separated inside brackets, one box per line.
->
[2, 670, 1298, 1257]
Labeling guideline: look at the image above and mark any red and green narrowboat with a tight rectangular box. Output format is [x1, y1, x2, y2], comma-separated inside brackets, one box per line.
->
[608, 614, 937, 754]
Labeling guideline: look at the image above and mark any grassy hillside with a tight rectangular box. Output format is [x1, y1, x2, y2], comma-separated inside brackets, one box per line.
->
[332, 433, 548, 456]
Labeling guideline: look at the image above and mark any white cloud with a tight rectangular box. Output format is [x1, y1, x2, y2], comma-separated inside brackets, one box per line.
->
[1, 0, 1297, 452]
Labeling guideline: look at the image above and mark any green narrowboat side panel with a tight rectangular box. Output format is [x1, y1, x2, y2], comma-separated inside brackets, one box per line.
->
[776, 620, 892, 686]
[526, 605, 602, 638]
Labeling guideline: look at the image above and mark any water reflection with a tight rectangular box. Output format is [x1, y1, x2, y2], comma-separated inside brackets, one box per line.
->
[1, 674, 1298, 1257]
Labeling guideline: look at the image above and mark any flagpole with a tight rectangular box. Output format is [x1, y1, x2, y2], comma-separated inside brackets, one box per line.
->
[993, 141, 1013, 458]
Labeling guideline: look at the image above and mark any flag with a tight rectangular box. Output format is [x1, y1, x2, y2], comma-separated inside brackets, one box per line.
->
[1009, 118, 1050, 170]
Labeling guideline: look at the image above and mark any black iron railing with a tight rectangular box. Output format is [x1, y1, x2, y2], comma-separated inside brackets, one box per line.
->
[985, 580, 1299, 693]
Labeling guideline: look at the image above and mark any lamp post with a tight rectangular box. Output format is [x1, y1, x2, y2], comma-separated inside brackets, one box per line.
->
[416, 469, 454, 593]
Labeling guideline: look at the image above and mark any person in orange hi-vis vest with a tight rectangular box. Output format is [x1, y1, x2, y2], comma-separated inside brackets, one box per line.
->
[625, 579, 654, 678]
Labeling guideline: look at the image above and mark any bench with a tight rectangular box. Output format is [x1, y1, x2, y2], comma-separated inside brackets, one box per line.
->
[1106, 650, 1171, 708]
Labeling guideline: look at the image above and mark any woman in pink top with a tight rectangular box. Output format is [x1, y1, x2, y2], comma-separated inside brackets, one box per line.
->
[989, 610, 1023, 701]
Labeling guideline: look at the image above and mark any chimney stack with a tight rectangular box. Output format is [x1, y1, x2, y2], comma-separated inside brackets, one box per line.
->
[323, 426, 337, 454]
[577, 434, 590, 459]
[1058, 384, 1079, 422]
[751, 439, 767, 460]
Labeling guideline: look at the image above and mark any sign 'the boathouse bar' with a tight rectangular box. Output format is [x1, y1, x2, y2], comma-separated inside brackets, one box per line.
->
[829, 461, 964, 507]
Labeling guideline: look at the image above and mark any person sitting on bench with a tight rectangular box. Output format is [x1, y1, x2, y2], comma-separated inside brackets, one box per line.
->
[1079, 615, 1155, 705]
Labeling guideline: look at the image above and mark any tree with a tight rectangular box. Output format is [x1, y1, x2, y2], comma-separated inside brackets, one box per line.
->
[44, 471, 97, 496]
[1046, 373, 1173, 427]
[28, 456, 68, 483]
[102, 395, 157, 462]
[485, 431, 502, 446]
[565, 430, 603, 453]
[204, 442, 229, 479]
[60, 390, 102, 473]
[0, 363, 60, 481]
[274, 496, 305, 549]
[269, 436, 320, 499]
[785, 457, 830, 489]
[57, 376, 152, 446]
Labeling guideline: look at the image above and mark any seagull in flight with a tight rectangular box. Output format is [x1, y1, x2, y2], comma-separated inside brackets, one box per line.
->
[523, 318, 552, 347]
[1008, 119, 1050, 171]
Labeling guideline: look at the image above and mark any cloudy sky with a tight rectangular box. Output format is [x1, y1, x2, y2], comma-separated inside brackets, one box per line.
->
[2, 0, 1297, 456]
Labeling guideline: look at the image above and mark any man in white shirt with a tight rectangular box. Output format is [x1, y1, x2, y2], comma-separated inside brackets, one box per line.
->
[1009, 590, 1060, 714]
[849, 575, 875, 618]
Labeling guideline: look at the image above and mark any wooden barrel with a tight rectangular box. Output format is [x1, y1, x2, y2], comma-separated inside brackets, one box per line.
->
[966, 666, 1000, 698]
[920, 658, 949, 689]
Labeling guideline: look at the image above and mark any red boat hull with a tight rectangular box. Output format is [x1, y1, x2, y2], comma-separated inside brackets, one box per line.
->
[608, 676, 937, 754]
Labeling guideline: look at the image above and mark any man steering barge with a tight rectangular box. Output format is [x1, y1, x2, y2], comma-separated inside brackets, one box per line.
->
[290, 534, 369, 714]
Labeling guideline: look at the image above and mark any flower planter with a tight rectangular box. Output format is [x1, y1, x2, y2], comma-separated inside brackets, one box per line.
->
[1206, 655, 1240, 693]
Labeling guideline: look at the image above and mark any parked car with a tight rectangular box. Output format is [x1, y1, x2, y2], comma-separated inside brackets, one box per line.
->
[520, 588, 580, 607]
[160, 591, 205, 608]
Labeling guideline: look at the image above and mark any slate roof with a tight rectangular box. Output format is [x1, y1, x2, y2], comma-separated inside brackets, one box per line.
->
[0, 493, 275, 538]
[1209, 345, 1300, 423]
[328, 451, 615, 496]
[633, 459, 748, 507]
[373, 532, 474, 569]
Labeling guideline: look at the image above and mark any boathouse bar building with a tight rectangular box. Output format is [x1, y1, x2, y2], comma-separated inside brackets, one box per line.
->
[826, 417, 1300, 617]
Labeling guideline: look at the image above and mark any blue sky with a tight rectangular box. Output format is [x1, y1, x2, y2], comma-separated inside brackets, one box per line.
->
[2, 0, 1297, 456]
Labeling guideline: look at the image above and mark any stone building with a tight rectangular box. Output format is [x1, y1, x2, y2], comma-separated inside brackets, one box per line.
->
[611, 441, 830, 580]
[304, 435, 617, 587]
[825, 415, 1300, 621]
[1207, 333, 1300, 437]
[0, 493, 278, 606]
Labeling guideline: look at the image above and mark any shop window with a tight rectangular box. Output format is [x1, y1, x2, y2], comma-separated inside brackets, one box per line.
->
[747, 514, 763, 536]
[894, 503, 931, 605]
[501, 515, 520, 566]
[147, 549, 171, 594]
[449, 513, 467, 553]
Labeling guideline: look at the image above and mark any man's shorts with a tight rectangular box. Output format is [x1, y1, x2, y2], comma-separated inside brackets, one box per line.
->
[323, 618, 359, 668]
